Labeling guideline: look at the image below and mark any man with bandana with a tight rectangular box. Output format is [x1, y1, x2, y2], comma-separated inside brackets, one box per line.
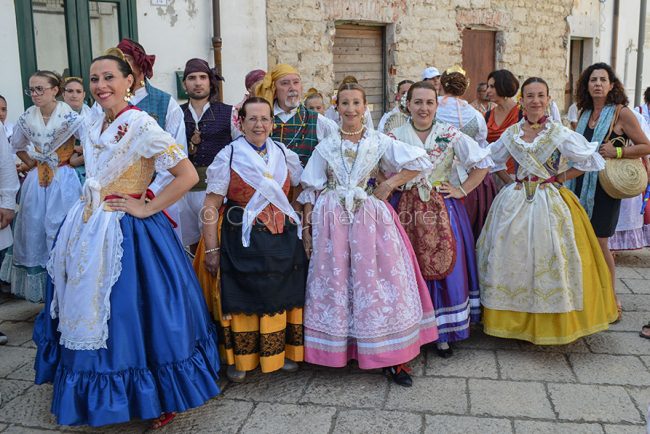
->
[178, 58, 233, 250]
[255, 64, 337, 168]
[114, 38, 187, 238]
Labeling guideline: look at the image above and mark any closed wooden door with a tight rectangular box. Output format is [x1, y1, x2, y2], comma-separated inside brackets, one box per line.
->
[333, 24, 385, 125]
[461, 29, 496, 103]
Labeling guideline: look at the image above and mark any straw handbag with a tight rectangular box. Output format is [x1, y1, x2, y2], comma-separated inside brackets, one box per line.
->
[598, 106, 648, 199]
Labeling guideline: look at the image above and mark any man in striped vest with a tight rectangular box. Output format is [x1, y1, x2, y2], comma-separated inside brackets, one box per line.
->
[256, 64, 337, 168]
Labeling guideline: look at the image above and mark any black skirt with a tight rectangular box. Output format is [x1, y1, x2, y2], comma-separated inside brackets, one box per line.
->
[575, 126, 623, 238]
[219, 204, 307, 315]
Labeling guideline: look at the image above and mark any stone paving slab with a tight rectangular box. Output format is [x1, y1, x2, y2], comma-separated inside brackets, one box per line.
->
[454, 329, 522, 351]
[616, 267, 644, 279]
[608, 311, 650, 332]
[221, 368, 313, 404]
[619, 294, 650, 312]
[300, 372, 387, 409]
[616, 279, 633, 294]
[6, 363, 35, 382]
[0, 300, 42, 322]
[513, 420, 605, 433]
[332, 409, 422, 434]
[497, 350, 575, 382]
[384, 377, 467, 414]
[0, 347, 36, 378]
[426, 349, 498, 379]
[424, 415, 513, 434]
[0, 321, 34, 347]
[626, 386, 650, 418]
[622, 278, 650, 294]
[0, 379, 32, 408]
[585, 332, 650, 356]
[548, 383, 643, 424]
[602, 424, 648, 434]
[517, 339, 591, 353]
[569, 354, 650, 386]
[240, 402, 336, 434]
[155, 398, 253, 434]
[469, 379, 554, 419]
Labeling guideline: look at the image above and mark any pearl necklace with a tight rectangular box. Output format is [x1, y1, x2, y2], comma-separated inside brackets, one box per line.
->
[340, 125, 365, 136]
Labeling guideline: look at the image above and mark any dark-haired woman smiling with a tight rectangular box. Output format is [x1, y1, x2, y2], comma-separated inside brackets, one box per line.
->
[33, 52, 220, 428]
[478, 77, 618, 345]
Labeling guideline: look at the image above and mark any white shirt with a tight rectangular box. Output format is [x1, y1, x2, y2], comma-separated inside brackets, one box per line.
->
[187, 101, 241, 140]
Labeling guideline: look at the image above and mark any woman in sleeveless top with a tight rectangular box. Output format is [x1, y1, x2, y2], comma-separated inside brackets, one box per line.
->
[485, 70, 521, 183]
[568, 63, 650, 321]
[436, 67, 497, 242]
[479, 77, 618, 344]
[3, 71, 83, 303]
[198, 97, 307, 383]
[33, 53, 221, 429]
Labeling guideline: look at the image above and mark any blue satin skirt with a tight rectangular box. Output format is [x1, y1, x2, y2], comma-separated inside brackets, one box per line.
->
[33, 212, 221, 427]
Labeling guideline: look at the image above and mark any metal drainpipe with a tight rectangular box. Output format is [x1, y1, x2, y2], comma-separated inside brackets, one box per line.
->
[635, 0, 647, 106]
[612, 0, 620, 69]
[212, 0, 223, 102]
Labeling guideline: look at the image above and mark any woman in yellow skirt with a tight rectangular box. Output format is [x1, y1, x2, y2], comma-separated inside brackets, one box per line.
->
[477, 77, 618, 345]
[195, 97, 307, 381]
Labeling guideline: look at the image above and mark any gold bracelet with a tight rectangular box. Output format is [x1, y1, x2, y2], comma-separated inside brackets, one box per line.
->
[205, 247, 220, 254]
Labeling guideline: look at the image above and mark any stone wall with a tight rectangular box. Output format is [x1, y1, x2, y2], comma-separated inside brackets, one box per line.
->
[266, 0, 573, 107]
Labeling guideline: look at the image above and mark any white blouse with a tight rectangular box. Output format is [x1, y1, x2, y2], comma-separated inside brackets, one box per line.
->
[489, 121, 605, 174]
[298, 129, 432, 206]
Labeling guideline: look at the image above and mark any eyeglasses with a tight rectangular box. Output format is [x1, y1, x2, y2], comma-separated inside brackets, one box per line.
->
[244, 117, 273, 125]
[24, 86, 53, 96]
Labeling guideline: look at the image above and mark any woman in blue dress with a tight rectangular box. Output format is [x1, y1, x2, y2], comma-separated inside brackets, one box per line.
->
[32, 51, 221, 428]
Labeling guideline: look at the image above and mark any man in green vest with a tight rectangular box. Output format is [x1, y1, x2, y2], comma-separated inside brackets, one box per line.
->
[256, 64, 337, 167]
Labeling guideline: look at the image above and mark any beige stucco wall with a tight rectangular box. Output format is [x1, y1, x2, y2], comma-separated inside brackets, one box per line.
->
[266, 0, 573, 107]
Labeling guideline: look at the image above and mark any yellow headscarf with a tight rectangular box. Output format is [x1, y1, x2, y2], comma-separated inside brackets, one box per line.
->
[255, 64, 300, 106]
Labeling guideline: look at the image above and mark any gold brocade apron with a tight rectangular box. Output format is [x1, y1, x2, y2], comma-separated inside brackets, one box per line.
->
[37, 137, 75, 187]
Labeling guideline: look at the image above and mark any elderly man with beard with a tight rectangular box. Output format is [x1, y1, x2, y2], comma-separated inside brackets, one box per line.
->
[256, 64, 337, 168]
[178, 58, 234, 251]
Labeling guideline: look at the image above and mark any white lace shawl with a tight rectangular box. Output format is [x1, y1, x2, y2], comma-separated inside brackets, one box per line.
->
[12, 102, 84, 168]
[205, 136, 303, 247]
[47, 109, 186, 350]
[297, 129, 432, 209]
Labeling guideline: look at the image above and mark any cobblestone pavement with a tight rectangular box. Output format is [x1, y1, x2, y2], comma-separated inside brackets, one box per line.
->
[0, 252, 649, 434]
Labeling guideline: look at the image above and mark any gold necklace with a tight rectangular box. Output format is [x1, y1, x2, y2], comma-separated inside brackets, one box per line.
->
[340, 125, 365, 135]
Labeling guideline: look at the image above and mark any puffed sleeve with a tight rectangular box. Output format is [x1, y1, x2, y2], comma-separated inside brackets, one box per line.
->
[297, 148, 328, 204]
[10, 124, 29, 153]
[134, 115, 187, 172]
[487, 134, 511, 172]
[316, 114, 339, 141]
[451, 131, 494, 171]
[475, 111, 489, 148]
[378, 133, 432, 174]
[205, 145, 233, 196]
[557, 127, 605, 171]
